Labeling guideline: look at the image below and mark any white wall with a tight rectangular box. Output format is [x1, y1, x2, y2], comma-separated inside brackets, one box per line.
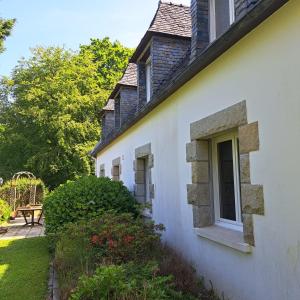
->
[96, 2, 300, 299]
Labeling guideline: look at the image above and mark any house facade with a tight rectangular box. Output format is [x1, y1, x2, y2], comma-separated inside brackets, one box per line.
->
[92, 1, 300, 299]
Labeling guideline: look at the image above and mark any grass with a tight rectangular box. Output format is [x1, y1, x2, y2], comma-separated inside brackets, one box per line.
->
[0, 237, 50, 300]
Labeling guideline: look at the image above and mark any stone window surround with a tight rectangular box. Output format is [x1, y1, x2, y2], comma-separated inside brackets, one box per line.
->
[186, 101, 264, 253]
[111, 157, 121, 181]
[99, 164, 105, 177]
[133, 143, 155, 207]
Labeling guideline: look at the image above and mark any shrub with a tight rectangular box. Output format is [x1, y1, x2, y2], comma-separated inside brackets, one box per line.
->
[0, 199, 11, 224]
[54, 212, 163, 299]
[158, 246, 220, 300]
[0, 178, 47, 208]
[44, 176, 139, 235]
[70, 262, 194, 300]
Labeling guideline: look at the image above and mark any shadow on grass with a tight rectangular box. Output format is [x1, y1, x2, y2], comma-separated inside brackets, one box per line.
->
[0, 237, 50, 300]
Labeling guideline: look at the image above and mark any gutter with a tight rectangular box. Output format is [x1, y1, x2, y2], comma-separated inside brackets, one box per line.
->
[91, 0, 289, 157]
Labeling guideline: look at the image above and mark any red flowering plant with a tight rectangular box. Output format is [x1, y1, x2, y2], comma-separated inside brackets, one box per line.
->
[54, 212, 164, 299]
[87, 212, 164, 264]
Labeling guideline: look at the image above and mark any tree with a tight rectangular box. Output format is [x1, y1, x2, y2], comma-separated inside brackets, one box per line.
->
[0, 18, 15, 53]
[0, 38, 133, 188]
[80, 37, 133, 90]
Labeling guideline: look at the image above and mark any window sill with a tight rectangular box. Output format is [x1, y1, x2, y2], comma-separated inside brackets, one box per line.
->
[194, 225, 252, 254]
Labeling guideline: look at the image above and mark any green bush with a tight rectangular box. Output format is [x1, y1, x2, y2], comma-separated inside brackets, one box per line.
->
[0, 178, 47, 208]
[54, 212, 164, 299]
[0, 199, 11, 224]
[44, 176, 139, 235]
[70, 262, 193, 300]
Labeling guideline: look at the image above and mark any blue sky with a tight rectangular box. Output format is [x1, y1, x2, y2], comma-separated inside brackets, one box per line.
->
[0, 0, 190, 77]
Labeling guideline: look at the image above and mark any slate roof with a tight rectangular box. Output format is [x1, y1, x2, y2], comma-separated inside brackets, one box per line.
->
[130, 1, 191, 62]
[118, 63, 137, 87]
[91, 0, 287, 157]
[102, 99, 115, 111]
[149, 1, 191, 37]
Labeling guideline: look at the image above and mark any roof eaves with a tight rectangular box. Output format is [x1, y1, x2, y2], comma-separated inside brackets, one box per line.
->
[91, 0, 288, 157]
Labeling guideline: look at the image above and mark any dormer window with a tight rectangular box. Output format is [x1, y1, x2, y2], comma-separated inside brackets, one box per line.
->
[209, 0, 235, 41]
[145, 57, 152, 102]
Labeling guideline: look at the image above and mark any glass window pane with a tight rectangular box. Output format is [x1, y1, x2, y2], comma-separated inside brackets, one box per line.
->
[146, 61, 151, 102]
[215, 0, 230, 38]
[218, 140, 236, 221]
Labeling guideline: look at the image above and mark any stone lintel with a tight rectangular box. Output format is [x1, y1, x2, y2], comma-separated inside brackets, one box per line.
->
[190, 101, 247, 140]
[112, 157, 121, 166]
[135, 143, 151, 158]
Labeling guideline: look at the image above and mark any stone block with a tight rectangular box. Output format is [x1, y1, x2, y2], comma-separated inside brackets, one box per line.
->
[239, 121, 259, 154]
[148, 154, 154, 168]
[149, 184, 155, 199]
[190, 101, 247, 140]
[112, 157, 121, 166]
[192, 161, 209, 183]
[186, 140, 209, 162]
[187, 184, 210, 206]
[240, 153, 251, 183]
[243, 213, 254, 246]
[135, 143, 151, 158]
[241, 184, 264, 215]
[192, 205, 213, 228]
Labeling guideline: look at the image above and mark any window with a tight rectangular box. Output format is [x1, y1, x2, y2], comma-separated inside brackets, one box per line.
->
[112, 165, 120, 181]
[212, 132, 242, 231]
[209, 0, 235, 41]
[145, 57, 152, 102]
[99, 164, 105, 177]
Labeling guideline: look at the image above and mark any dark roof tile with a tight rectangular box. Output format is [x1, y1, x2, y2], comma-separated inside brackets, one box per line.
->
[118, 63, 137, 86]
[102, 99, 115, 111]
[149, 2, 191, 37]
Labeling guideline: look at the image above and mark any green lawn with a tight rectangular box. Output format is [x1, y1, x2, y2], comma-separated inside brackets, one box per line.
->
[0, 237, 50, 300]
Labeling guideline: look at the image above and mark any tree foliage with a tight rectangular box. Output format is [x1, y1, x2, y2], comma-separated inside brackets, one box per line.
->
[0, 38, 133, 188]
[0, 18, 15, 53]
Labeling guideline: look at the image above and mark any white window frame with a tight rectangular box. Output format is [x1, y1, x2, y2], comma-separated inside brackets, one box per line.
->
[145, 57, 151, 103]
[209, 0, 235, 42]
[212, 132, 242, 231]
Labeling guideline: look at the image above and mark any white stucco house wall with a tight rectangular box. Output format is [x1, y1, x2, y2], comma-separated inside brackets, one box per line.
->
[92, 1, 300, 299]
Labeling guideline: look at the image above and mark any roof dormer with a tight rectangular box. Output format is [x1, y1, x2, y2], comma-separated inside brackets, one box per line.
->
[110, 63, 138, 129]
[131, 1, 192, 108]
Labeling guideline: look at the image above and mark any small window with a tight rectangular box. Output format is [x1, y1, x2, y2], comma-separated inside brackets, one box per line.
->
[112, 165, 120, 181]
[210, 0, 235, 41]
[100, 166, 105, 177]
[145, 57, 152, 102]
[212, 132, 242, 230]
